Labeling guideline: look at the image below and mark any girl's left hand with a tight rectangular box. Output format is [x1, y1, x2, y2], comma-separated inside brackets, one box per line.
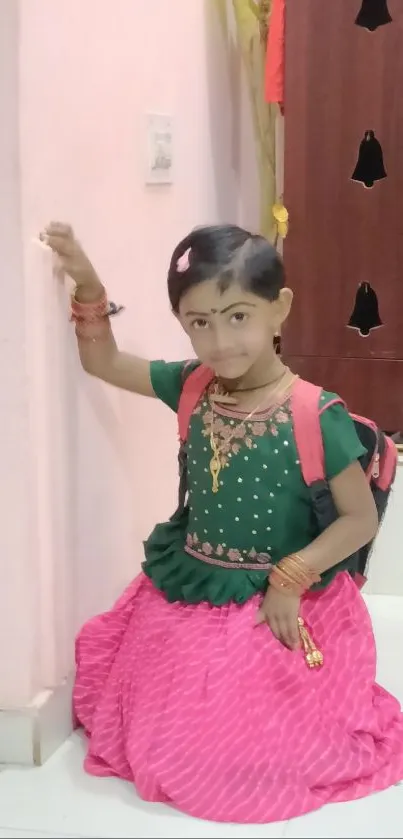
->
[40, 223, 100, 290]
[256, 587, 301, 650]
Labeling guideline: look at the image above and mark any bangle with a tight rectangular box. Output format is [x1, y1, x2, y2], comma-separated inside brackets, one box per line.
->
[71, 289, 108, 322]
[269, 553, 321, 597]
[70, 290, 124, 324]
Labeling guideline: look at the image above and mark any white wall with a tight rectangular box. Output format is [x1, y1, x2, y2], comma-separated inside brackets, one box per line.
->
[1, 0, 241, 714]
[0, 0, 42, 708]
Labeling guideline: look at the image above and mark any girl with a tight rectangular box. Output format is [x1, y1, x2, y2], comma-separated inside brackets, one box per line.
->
[44, 221, 403, 824]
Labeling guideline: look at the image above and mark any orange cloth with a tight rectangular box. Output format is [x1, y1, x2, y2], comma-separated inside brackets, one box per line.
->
[265, 0, 285, 113]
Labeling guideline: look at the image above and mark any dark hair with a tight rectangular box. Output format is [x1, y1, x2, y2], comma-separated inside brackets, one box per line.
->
[167, 224, 284, 312]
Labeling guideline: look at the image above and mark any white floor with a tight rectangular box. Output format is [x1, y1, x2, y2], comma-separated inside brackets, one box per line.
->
[0, 595, 402, 839]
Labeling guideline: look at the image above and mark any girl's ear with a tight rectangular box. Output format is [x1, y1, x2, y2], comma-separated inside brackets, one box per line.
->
[275, 287, 293, 328]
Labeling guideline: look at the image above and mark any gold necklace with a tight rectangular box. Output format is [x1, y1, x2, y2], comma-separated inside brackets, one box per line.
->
[209, 370, 296, 493]
[210, 365, 289, 406]
[209, 399, 267, 493]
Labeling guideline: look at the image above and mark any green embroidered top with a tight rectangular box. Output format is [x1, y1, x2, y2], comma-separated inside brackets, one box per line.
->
[142, 361, 366, 606]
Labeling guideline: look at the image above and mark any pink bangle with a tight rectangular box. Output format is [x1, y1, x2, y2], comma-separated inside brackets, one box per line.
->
[70, 289, 108, 323]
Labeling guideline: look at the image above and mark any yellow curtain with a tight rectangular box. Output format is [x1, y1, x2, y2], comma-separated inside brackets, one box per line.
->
[215, 0, 277, 241]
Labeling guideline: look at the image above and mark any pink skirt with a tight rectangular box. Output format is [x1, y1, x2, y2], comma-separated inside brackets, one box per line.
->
[73, 572, 403, 823]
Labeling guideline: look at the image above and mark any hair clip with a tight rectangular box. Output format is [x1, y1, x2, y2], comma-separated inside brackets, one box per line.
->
[176, 247, 191, 273]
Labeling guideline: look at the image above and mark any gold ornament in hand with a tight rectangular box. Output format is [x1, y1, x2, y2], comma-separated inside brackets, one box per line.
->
[298, 617, 324, 669]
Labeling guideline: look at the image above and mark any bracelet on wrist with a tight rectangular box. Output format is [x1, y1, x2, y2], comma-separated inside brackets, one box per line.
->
[70, 289, 124, 324]
[269, 553, 321, 597]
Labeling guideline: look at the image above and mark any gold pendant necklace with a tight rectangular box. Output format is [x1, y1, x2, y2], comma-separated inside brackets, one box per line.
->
[208, 404, 261, 493]
[209, 433, 222, 494]
[208, 369, 296, 493]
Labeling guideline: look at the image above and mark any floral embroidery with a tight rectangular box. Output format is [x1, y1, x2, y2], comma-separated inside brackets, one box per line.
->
[201, 542, 213, 555]
[233, 425, 247, 439]
[201, 413, 253, 463]
[221, 425, 235, 440]
[256, 552, 272, 564]
[275, 409, 289, 424]
[199, 397, 292, 463]
[251, 422, 267, 436]
[185, 533, 272, 569]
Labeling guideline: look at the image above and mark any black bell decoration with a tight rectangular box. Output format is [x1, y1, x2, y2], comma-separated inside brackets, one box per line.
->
[355, 0, 392, 31]
[347, 282, 383, 338]
[351, 130, 387, 189]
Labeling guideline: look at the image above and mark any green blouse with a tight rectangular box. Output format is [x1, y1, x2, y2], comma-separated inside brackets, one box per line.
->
[142, 361, 366, 606]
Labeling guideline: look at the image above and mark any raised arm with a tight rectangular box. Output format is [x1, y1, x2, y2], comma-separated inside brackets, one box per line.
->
[43, 222, 154, 396]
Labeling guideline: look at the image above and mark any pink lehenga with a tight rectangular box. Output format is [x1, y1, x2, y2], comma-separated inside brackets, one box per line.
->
[74, 569, 403, 823]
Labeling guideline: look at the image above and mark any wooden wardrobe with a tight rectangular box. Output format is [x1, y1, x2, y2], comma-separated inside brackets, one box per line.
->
[282, 0, 403, 432]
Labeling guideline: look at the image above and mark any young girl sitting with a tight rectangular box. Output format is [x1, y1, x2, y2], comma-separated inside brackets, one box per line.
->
[44, 221, 403, 824]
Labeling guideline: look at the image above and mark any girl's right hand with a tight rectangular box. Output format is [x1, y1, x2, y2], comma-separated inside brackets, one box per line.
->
[256, 586, 301, 651]
[41, 222, 102, 291]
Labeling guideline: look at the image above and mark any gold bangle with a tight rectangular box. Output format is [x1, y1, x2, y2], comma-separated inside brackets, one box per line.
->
[269, 571, 305, 597]
[269, 554, 321, 596]
[286, 554, 321, 586]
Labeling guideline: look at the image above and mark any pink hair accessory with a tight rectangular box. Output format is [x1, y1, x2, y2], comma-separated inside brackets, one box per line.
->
[176, 247, 191, 273]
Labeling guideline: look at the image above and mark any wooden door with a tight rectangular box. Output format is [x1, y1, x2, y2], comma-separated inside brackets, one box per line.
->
[283, 0, 403, 430]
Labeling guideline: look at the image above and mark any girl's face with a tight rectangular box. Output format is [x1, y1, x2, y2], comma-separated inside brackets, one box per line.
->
[178, 279, 292, 380]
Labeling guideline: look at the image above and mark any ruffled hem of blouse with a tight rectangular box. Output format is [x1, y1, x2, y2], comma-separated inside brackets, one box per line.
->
[142, 513, 268, 606]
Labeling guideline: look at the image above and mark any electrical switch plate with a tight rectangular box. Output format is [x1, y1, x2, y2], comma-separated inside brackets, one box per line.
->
[146, 113, 173, 185]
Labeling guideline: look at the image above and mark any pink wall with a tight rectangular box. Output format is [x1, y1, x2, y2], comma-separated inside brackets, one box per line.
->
[1, 0, 243, 708]
[0, 0, 41, 708]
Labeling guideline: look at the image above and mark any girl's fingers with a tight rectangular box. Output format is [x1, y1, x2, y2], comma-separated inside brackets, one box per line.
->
[289, 621, 301, 650]
[277, 619, 290, 649]
[45, 222, 73, 237]
[268, 615, 281, 642]
[256, 608, 300, 652]
[45, 234, 75, 256]
[255, 608, 266, 625]
[279, 618, 300, 651]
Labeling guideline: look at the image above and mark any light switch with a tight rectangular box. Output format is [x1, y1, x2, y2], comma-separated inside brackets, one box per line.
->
[146, 113, 173, 185]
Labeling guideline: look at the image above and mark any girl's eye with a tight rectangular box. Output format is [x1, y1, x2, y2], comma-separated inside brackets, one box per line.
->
[230, 312, 248, 325]
[192, 318, 209, 329]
